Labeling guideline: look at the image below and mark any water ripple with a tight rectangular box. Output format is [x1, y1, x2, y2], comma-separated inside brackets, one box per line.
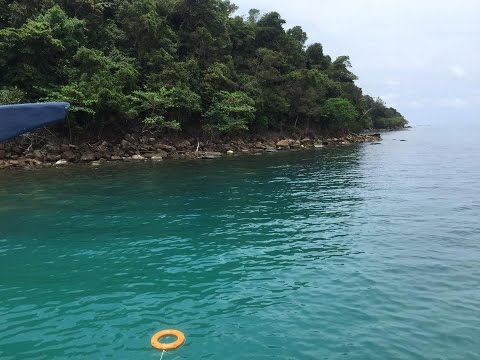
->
[1, 128, 480, 359]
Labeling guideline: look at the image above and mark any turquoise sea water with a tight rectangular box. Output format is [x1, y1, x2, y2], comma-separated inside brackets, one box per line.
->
[1, 124, 479, 359]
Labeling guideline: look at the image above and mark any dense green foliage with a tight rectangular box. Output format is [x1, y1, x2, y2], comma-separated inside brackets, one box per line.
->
[0, 0, 407, 137]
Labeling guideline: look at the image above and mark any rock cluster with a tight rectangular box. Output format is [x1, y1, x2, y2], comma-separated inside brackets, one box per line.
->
[0, 133, 381, 170]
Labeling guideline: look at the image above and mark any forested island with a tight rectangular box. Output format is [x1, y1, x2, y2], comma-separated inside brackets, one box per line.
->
[0, 0, 407, 167]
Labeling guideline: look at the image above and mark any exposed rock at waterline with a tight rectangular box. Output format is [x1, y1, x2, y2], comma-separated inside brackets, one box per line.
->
[201, 152, 222, 159]
[0, 132, 383, 170]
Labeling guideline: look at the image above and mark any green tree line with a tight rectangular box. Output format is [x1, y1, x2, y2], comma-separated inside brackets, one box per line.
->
[0, 0, 407, 138]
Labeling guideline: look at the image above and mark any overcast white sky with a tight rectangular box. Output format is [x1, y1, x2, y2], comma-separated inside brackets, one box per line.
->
[234, 0, 480, 124]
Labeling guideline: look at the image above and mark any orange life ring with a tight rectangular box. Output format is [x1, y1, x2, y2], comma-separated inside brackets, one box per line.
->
[151, 329, 185, 351]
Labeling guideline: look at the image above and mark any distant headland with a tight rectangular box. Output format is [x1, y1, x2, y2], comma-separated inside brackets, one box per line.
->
[0, 0, 407, 169]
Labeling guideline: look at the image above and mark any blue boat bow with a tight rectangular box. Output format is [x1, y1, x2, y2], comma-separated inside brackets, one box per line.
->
[0, 102, 70, 142]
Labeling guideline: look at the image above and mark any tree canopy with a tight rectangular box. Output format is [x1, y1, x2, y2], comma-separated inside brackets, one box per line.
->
[0, 0, 407, 138]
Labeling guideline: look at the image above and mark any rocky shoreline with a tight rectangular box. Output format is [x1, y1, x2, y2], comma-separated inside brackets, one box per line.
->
[0, 132, 381, 170]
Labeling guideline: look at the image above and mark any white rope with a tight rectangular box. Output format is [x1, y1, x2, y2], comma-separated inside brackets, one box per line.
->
[160, 350, 166, 360]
